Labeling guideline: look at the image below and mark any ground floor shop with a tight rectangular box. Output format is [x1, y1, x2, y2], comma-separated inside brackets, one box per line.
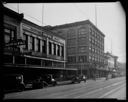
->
[77, 64, 109, 79]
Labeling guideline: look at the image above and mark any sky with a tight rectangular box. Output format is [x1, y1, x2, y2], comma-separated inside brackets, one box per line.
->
[4, 2, 126, 63]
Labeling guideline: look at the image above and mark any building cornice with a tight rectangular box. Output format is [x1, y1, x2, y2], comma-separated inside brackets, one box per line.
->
[48, 19, 105, 37]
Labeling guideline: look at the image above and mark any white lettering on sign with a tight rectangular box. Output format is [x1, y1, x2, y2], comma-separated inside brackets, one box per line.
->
[23, 24, 41, 34]
[43, 33, 52, 39]
[53, 36, 65, 44]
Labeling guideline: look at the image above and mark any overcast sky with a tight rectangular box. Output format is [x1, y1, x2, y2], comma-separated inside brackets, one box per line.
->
[4, 2, 126, 63]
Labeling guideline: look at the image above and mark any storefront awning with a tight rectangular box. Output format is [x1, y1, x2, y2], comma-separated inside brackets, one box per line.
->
[4, 64, 77, 71]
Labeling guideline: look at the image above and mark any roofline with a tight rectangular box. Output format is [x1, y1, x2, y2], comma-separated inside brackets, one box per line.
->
[3, 6, 24, 21]
[50, 19, 105, 37]
[22, 19, 65, 40]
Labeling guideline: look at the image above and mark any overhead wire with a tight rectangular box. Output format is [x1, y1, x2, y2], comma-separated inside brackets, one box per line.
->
[72, 3, 89, 19]
[4, 4, 48, 26]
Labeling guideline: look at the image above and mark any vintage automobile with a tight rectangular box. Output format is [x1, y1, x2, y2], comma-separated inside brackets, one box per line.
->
[71, 75, 81, 84]
[41, 74, 57, 86]
[3, 74, 25, 93]
[27, 74, 57, 89]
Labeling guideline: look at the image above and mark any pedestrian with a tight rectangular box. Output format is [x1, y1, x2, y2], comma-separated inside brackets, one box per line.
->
[83, 75, 87, 83]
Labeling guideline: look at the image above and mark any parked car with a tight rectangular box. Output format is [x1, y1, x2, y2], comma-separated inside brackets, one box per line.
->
[3, 74, 25, 93]
[41, 74, 57, 86]
[71, 76, 81, 84]
[32, 77, 44, 89]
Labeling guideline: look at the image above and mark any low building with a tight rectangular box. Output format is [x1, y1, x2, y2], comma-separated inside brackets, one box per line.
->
[104, 52, 119, 77]
[3, 6, 77, 83]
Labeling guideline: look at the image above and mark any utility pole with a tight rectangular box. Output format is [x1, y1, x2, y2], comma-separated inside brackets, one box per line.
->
[42, 3, 44, 26]
[95, 4, 97, 27]
[17, 2, 19, 13]
[111, 38, 113, 54]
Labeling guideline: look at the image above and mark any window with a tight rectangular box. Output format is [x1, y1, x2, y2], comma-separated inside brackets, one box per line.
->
[68, 56, 76, 63]
[79, 56, 87, 63]
[29, 36, 35, 51]
[57, 45, 60, 56]
[90, 28, 92, 34]
[49, 41, 52, 55]
[78, 46, 87, 53]
[4, 27, 16, 43]
[78, 27, 87, 37]
[67, 47, 76, 54]
[61, 46, 64, 57]
[78, 37, 87, 45]
[42, 40, 46, 54]
[37, 38, 40, 52]
[23, 33, 28, 49]
[67, 29, 76, 38]
[67, 38, 76, 46]
[53, 43, 56, 55]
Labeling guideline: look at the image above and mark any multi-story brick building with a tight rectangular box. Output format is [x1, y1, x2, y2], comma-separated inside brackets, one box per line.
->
[3, 7, 76, 82]
[45, 20, 106, 78]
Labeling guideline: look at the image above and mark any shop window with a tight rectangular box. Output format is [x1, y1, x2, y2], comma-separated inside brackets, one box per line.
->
[4, 55, 13, 64]
[15, 56, 25, 64]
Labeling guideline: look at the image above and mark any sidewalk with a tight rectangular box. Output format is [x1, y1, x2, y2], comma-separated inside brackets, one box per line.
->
[56, 77, 106, 85]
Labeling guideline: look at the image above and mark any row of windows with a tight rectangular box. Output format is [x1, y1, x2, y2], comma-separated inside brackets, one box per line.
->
[89, 46, 104, 55]
[23, 32, 64, 57]
[67, 27, 88, 39]
[68, 56, 87, 63]
[89, 37, 104, 49]
[49, 41, 64, 57]
[89, 55, 104, 63]
[23, 33, 47, 53]
[90, 28, 104, 41]
[78, 28, 88, 37]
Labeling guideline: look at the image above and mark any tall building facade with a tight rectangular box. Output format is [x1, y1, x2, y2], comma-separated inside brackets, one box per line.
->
[46, 20, 106, 78]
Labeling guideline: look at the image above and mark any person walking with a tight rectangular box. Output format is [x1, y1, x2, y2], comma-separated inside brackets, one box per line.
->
[83, 75, 87, 83]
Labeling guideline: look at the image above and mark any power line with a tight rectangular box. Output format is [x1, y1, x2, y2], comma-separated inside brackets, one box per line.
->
[4, 4, 48, 26]
[72, 3, 89, 19]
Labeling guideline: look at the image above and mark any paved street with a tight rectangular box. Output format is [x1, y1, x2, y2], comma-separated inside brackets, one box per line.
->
[4, 77, 126, 100]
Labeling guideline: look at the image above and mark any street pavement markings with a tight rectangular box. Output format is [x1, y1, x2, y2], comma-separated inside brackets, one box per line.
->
[98, 83, 126, 98]
[75, 80, 125, 98]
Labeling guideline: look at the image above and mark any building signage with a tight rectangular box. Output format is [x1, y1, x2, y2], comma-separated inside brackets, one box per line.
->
[53, 36, 65, 44]
[43, 33, 52, 39]
[5, 39, 26, 47]
[31, 52, 43, 57]
[23, 24, 41, 34]
[4, 46, 20, 54]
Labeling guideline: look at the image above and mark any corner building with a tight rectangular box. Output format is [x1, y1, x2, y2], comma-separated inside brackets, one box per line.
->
[3, 7, 76, 82]
[48, 20, 105, 78]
